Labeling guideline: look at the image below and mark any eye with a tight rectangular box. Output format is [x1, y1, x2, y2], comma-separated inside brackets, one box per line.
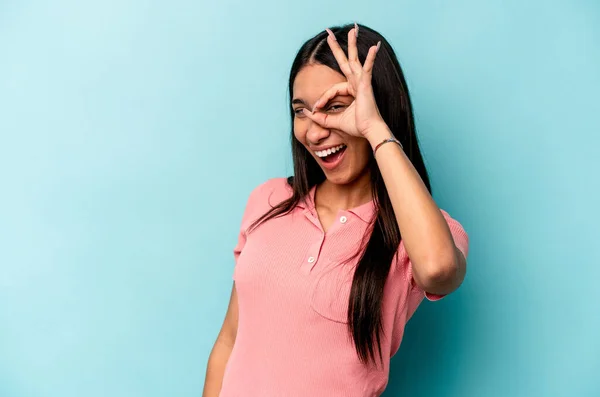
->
[327, 104, 346, 112]
[293, 108, 306, 117]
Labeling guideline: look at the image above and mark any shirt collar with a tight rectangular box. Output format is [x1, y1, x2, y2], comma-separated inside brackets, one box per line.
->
[296, 184, 375, 223]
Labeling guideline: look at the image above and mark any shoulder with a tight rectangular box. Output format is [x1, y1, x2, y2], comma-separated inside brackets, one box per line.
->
[248, 177, 291, 201]
[393, 207, 470, 277]
[438, 208, 469, 256]
[245, 177, 293, 213]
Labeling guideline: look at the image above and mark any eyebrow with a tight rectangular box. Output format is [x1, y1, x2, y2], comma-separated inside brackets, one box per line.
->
[291, 95, 347, 106]
[291, 99, 306, 106]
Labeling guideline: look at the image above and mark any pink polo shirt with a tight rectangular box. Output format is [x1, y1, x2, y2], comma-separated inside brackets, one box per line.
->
[219, 177, 469, 397]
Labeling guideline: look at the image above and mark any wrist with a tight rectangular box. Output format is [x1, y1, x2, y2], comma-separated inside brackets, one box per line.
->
[364, 122, 393, 150]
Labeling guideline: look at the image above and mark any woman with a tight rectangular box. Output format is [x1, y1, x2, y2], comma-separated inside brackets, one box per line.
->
[203, 23, 469, 397]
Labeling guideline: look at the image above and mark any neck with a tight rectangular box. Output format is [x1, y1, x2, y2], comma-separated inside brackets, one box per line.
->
[315, 171, 372, 212]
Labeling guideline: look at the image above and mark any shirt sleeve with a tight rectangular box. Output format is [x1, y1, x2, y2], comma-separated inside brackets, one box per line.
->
[408, 209, 470, 302]
[232, 178, 286, 280]
[232, 214, 248, 278]
[232, 184, 262, 280]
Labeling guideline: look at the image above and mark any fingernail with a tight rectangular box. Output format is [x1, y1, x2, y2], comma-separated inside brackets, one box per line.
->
[376, 41, 381, 52]
[325, 28, 336, 41]
[355, 23, 359, 37]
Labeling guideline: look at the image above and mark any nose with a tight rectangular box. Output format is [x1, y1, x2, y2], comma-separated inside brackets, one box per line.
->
[306, 118, 330, 146]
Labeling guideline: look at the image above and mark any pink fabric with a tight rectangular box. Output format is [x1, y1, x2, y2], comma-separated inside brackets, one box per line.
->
[219, 178, 469, 397]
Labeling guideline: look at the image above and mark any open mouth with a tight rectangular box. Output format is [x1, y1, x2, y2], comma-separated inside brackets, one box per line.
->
[315, 144, 347, 164]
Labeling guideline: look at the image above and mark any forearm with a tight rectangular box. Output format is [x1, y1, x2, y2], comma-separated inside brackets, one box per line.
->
[365, 124, 465, 293]
[202, 339, 234, 397]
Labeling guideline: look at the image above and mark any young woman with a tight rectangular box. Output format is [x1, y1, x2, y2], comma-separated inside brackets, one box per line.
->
[203, 23, 469, 397]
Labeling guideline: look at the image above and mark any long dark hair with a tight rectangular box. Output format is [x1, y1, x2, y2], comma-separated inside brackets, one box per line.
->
[249, 23, 431, 367]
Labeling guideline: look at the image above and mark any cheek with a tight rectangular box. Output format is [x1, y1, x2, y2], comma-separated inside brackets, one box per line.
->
[359, 142, 372, 160]
[353, 139, 371, 157]
[349, 140, 372, 167]
[293, 119, 306, 143]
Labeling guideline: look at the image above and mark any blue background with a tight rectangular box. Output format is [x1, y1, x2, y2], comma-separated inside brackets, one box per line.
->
[1, 1, 598, 396]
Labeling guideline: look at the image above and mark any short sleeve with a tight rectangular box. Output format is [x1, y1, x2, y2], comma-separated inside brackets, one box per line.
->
[231, 178, 289, 280]
[232, 184, 262, 280]
[232, 217, 247, 275]
[409, 209, 470, 301]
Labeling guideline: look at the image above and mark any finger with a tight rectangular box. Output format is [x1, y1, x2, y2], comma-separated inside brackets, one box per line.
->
[347, 24, 359, 67]
[363, 41, 380, 76]
[302, 108, 341, 130]
[325, 28, 353, 78]
[312, 82, 351, 112]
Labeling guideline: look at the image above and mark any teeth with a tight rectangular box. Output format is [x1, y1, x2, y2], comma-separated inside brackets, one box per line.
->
[315, 144, 346, 158]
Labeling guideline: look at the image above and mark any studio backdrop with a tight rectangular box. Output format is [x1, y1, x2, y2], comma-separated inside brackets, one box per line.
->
[0, 1, 598, 396]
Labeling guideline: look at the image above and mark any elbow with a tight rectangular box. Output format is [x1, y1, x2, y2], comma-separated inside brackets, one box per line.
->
[417, 246, 465, 292]
[424, 261, 456, 286]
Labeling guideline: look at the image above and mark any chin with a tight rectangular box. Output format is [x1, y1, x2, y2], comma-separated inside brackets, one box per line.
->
[322, 168, 361, 186]
[324, 174, 349, 185]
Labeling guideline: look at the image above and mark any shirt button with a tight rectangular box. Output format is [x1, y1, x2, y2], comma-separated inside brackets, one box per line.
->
[340, 216, 347, 224]
[308, 256, 315, 263]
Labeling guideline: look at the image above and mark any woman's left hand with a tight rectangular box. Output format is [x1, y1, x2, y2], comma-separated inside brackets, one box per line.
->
[302, 24, 387, 140]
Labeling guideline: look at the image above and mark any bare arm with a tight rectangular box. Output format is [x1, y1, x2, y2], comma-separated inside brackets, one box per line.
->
[366, 124, 467, 296]
[202, 282, 239, 397]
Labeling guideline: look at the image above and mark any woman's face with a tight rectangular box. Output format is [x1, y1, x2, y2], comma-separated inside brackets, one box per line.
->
[292, 64, 372, 185]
